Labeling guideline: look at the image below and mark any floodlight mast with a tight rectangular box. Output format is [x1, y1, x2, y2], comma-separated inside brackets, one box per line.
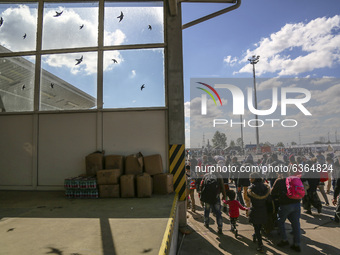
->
[248, 55, 260, 153]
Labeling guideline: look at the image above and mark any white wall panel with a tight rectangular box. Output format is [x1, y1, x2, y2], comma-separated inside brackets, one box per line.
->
[103, 110, 167, 171]
[0, 115, 34, 186]
[38, 113, 97, 186]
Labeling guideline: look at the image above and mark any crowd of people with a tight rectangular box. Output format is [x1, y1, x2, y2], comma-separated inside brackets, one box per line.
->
[185, 150, 340, 253]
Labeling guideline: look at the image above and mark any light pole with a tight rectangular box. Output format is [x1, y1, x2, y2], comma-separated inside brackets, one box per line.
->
[240, 115, 244, 154]
[248, 55, 260, 153]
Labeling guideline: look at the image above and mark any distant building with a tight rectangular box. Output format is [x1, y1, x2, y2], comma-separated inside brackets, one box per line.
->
[0, 45, 95, 112]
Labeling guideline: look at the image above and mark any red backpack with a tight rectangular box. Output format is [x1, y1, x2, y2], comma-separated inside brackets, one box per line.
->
[286, 176, 305, 199]
[320, 171, 328, 182]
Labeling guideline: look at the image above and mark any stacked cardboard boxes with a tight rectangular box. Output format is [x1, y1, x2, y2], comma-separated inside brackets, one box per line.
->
[84, 151, 174, 199]
[105, 155, 124, 175]
[85, 152, 104, 176]
[97, 169, 121, 198]
[136, 173, 152, 198]
[153, 173, 174, 195]
[144, 154, 163, 176]
[120, 174, 136, 198]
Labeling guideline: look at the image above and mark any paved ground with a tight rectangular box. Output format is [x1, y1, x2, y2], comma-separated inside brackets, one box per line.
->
[178, 186, 340, 255]
[0, 191, 175, 255]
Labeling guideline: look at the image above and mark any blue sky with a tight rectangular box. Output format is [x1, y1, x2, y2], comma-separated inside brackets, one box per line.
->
[182, 0, 340, 99]
[182, 0, 340, 146]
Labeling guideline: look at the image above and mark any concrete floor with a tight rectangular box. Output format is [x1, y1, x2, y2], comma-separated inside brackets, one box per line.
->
[178, 186, 340, 255]
[0, 191, 175, 255]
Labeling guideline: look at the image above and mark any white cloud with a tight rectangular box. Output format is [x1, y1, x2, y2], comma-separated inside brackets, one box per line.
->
[237, 15, 340, 76]
[257, 78, 283, 91]
[223, 55, 238, 66]
[0, 5, 126, 75]
[310, 77, 336, 86]
[130, 70, 136, 78]
[184, 101, 190, 117]
[104, 29, 126, 46]
[0, 5, 37, 51]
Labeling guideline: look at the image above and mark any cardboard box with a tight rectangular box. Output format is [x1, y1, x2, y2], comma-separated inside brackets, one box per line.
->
[153, 173, 174, 195]
[86, 152, 104, 176]
[136, 173, 152, 198]
[97, 169, 121, 185]
[120, 174, 135, 198]
[99, 184, 120, 198]
[144, 154, 163, 176]
[105, 155, 124, 174]
[125, 152, 143, 175]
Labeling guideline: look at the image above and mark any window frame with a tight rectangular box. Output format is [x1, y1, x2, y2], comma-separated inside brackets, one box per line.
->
[0, 0, 167, 114]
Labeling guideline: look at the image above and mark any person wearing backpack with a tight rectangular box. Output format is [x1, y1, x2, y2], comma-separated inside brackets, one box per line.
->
[301, 160, 322, 215]
[271, 171, 304, 253]
[200, 171, 227, 234]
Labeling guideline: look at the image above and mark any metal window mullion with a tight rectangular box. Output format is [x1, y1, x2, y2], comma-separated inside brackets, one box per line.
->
[31, 0, 44, 189]
[34, 0, 44, 112]
[97, 0, 104, 110]
[96, 0, 104, 152]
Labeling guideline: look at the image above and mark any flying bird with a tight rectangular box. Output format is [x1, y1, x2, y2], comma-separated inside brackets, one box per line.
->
[0, 17, 3, 27]
[23, 33, 27, 39]
[117, 11, 124, 22]
[54, 11, 63, 17]
[79, 24, 84, 29]
[22, 84, 26, 90]
[141, 84, 145, 91]
[148, 25, 152, 30]
[50, 83, 54, 88]
[7, 228, 15, 232]
[112, 59, 118, 63]
[75, 55, 83, 65]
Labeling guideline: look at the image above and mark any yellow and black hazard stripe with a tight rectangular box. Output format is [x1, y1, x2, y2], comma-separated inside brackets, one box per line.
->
[169, 144, 186, 201]
[158, 193, 178, 255]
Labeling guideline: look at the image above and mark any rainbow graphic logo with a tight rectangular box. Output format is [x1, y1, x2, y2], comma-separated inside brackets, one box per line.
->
[196, 82, 223, 106]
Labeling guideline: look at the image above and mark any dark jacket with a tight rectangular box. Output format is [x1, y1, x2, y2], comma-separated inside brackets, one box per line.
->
[237, 163, 251, 187]
[271, 178, 301, 205]
[334, 178, 340, 200]
[247, 180, 270, 225]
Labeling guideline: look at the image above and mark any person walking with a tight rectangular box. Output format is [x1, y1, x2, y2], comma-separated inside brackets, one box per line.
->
[186, 165, 196, 212]
[271, 172, 303, 252]
[200, 171, 227, 234]
[330, 176, 340, 223]
[247, 172, 271, 253]
[223, 190, 249, 237]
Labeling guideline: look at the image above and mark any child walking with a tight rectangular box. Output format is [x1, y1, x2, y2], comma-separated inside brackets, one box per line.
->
[223, 190, 249, 237]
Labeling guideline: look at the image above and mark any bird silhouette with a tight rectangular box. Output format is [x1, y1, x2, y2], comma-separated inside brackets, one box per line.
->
[22, 84, 26, 90]
[46, 247, 63, 255]
[141, 84, 145, 91]
[117, 11, 124, 22]
[23, 33, 27, 39]
[75, 55, 83, 65]
[142, 248, 152, 253]
[54, 11, 63, 17]
[112, 59, 118, 63]
[0, 17, 3, 27]
[50, 83, 54, 88]
[79, 24, 84, 29]
[7, 228, 15, 232]
[148, 25, 152, 30]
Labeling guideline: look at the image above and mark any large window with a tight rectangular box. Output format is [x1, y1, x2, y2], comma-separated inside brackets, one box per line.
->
[0, 1, 165, 113]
